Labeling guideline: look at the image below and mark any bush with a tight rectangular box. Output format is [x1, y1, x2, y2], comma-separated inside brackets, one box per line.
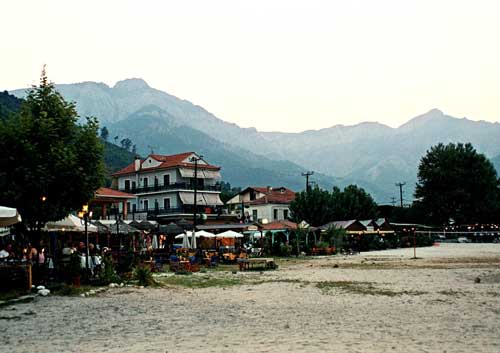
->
[100, 253, 121, 285]
[133, 265, 155, 286]
[280, 244, 293, 257]
[315, 241, 330, 249]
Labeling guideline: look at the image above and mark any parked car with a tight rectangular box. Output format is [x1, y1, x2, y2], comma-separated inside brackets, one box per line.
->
[457, 237, 471, 243]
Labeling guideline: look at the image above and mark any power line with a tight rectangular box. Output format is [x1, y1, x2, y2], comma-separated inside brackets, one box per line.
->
[395, 182, 406, 207]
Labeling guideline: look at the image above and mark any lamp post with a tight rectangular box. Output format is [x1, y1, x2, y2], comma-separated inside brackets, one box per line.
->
[78, 204, 92, 272]
[189, 154, 203, 248]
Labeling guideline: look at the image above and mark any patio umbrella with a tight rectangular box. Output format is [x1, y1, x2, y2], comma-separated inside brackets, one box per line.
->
[45, 214, 98, 232]
[181, 232, 190, 248]
[191, 232, 197, 249]
[195, 230, 215, 238]
[159, 222, 184, 235]
[0, 206, 22, 227]
[216, 230, 244, 238]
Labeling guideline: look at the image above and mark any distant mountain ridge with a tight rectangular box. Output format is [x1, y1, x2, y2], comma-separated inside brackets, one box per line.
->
[10, 79, 500, 202]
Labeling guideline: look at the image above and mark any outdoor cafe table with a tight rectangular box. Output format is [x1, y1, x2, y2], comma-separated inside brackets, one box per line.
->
[237, 258, 276, 271]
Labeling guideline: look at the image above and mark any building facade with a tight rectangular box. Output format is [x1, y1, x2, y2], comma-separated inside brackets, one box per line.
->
[111, 152, 224, 222]
[226, 186, 296, 223]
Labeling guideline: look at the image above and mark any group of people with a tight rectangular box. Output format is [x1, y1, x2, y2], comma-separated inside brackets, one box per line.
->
[0, 242, 46, 264]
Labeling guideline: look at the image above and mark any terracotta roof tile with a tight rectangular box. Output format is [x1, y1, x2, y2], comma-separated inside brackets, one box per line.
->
[95, 187, 136, 199]
[245, 186, 296, 205]
[261, 220, 298, 231]
[111, 152, 220, 177]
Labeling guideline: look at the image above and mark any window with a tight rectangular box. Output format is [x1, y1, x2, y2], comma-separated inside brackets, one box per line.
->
[126, 202, 131, 212]
[163, 198, 171, 210]
[143, 177, 148, 188]
[124, 180, 130, 191]
[154, 177, 159, 189]
[252, 209, 258, 220]
[154, 199, 159, 210]
[132, 204, 137, 213]
[143, 200, 149, 211]
[132, 181, 136, 191]
[284, 209, 289, 219]
[273, 209, 278, 220]
[163, 174, 170, 186]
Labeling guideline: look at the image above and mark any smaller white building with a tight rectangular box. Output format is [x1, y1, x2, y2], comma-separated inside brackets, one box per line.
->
[226, 186, 296, 222]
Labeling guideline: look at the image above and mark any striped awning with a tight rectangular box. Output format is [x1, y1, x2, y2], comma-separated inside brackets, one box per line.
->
[179, 168, 221, 179]
[179, 192, 223, 206]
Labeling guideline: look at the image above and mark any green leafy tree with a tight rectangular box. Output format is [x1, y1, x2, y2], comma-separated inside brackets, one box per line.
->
[290, 186, 336, 226]
[290, 185, 378, 227]
[120, 137, 132, 151]
[415, 142, 499, 225]
[336, 185, 378, 220]
[100, 126, 109, 141]
[0, 69, 105, 237]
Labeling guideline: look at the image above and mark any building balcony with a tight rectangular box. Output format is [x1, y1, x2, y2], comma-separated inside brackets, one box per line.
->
[130, 206, 221, 217]
[119, 182, 221, 194]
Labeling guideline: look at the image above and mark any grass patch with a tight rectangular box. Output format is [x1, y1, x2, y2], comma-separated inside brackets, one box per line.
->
[52, 284, 93, 296]
[0, 289, 28, 301]
[438, 289, 462, 297]
[316, 281, 425, 296]
[159, 274, 242, 288]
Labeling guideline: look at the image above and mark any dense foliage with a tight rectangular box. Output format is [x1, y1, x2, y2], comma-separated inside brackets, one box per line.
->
[415, 143, 499, 225]
[290, 185, 378, 226]
[0, 90, 22, 119]
[0, 71, 105, 231]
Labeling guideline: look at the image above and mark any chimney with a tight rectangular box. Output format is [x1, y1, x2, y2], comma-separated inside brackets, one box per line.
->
[267, 186, 273, 193]
[134, 156, 141, 172]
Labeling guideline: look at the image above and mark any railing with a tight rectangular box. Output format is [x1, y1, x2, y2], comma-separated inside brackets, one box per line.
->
[130, 207, 219, 217]
[120, 182, 221, 194]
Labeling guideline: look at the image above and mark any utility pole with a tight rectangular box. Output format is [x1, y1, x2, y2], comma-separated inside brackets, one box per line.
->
[395, 182, 406, 207]
[302, 171, 314, 193]
[190, 154, 203, 248]
[391, 197, 397, 207]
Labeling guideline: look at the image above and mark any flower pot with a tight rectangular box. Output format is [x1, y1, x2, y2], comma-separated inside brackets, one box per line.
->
[72, 275, 81, 288]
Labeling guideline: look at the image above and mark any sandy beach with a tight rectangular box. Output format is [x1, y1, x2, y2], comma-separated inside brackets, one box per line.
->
[1, 243, 500, 353]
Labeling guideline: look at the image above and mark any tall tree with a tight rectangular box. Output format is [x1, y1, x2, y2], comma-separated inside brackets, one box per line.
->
[100, 126, 109, 141]
[415, 142, 499, 225]
[337, 185, 378, 220]
[290, 185, 378, 226]
[120, 137, 132, 151]
[0, 69, 105, 237]
[290, 187, 336, 226]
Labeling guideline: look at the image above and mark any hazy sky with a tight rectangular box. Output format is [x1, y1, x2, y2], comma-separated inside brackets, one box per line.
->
[2, 0, 499, 132]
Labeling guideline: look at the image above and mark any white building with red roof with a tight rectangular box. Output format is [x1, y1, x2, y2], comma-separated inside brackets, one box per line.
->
[226, 186, 296, 222]
[111, 152, 224, 221]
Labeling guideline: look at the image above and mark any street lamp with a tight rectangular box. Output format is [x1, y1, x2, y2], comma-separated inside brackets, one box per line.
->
[78, 204, 92, 272]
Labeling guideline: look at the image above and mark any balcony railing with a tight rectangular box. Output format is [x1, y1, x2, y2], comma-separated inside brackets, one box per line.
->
[130, 206, 220, 217]
[120, 182, 221, 194]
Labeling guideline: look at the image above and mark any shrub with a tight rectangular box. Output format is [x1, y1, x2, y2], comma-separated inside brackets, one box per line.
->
[133, 265, 155, 287]
[100, 253, 121, 285]
[280, 244, 293, 257]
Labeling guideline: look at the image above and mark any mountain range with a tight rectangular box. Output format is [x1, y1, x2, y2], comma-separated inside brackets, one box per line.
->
[10, 79, 500, 203]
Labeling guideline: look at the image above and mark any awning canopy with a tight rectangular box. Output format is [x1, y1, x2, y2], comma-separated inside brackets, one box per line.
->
[0, 206, 22, 227]
[179, 192, 223, 206]
[178, 168, 221, 179]
[45, 214, 98, 233]
[216, 230, 244, 238]
[174, 230, 216, 239]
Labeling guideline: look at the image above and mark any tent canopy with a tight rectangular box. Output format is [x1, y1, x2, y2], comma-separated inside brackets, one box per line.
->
[45, 214, 98, 233]
[216, 230, 244, 238]
[174, 230, 216, 239]
[0, 206, 22, 227]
